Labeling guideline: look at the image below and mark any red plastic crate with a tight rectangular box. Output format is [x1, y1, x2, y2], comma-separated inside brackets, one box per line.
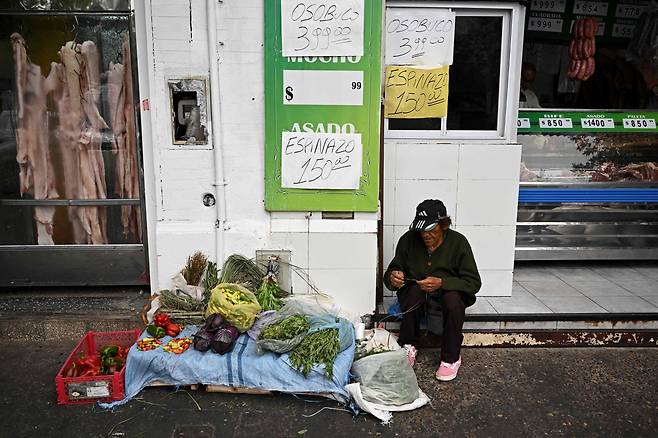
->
[55, 329, 141, 405]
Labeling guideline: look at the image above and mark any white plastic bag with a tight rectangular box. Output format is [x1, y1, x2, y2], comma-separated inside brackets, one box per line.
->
[345, 383, 430, 424]
[351, 349, 420, 406]
[172, 272, 205, 301]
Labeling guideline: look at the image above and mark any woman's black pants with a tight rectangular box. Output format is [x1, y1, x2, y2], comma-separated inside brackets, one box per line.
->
[396, 283, 465, 363]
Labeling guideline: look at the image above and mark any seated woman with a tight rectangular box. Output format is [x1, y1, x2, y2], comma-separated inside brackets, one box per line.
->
[383, 199, 481, 382]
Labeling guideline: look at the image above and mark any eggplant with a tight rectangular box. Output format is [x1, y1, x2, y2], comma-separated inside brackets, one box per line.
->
[192, 329, 213, 352]
[203, 313, 226, 332]
[210, 325, 240, 355]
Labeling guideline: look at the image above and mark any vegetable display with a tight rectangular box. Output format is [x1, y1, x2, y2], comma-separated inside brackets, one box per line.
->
[256, 274, 283, 311]
[211, 326, 240, 354]
[154, 312, 171, 328]
[146, 324, 165, 339]
[193, 312, 240, 354]
[137, 337, 162, 351]
[63, 344, 129, 377]
[205, 283, 262, 332]
[165, 323, 182, 337]
[289, 328, 339, 379]
[259, 315, 309, 341]
[181, 251, 208, 286]
[163, 337, 193, 354]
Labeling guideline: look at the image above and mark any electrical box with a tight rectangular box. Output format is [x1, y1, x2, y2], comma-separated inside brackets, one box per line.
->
[168, 78, 208, 145]
[255, 250, 292, 294]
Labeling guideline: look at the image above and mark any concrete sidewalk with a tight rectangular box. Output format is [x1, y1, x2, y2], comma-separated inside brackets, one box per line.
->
[2, 342, 656, 438]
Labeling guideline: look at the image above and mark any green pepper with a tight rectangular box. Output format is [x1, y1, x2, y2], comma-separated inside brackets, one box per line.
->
[147, 324, 166, 338]
[100, 345, 119, 358]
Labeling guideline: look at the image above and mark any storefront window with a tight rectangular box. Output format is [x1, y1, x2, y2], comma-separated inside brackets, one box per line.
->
[385, 8, 511, 139]
[446, 16, 502, 131]
[519, 1, 658, 185]
[0, 12, 141, 245]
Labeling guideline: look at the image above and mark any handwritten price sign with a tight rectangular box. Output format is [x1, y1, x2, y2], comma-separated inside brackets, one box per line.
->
[281, 132, 363, 189]
[385, 8, 455, 66]
[281, 0, 364, 57]
[384, 65, 449, 119]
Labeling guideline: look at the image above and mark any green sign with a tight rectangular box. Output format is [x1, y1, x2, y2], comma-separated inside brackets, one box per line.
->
[264, 1, 383, 212]
[526, 0, 649, 43]
[517, 110, 658, 133]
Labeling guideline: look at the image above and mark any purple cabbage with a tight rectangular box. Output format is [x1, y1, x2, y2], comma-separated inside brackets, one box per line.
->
[211, 325, 240, 355]
[203, 313, 226, 332]
[192, 329, 213, 352]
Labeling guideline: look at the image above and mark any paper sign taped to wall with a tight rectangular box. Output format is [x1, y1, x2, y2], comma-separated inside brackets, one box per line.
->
[384, 65, 449, 119]
[281, 0, 364, 57]
[281, 132, 362, 189]
[385, 8, 455, 66]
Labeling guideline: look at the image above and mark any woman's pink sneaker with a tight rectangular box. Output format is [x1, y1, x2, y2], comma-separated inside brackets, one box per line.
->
[435, 356, 461, 381]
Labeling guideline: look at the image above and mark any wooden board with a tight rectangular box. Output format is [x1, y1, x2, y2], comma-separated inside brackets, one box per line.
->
[205, 385, 271, 395]
[148, 381, 199, 390]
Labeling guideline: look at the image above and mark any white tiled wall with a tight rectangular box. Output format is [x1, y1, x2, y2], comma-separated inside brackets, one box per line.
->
[456, 179, 520, 226]
[478, 270, 514, 296]
[455, 225, 516, 271]
[395, 143, 459, 180]
[309, 268, 377, 316]
[393, 180, 458, 226]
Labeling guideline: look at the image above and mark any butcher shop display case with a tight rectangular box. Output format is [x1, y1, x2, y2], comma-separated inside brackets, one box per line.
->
[516, 109, 658, 260]
[517, 0, 658, 260]
[0, 4, 147, 286]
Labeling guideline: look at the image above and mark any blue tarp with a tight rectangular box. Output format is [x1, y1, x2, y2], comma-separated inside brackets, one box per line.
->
[101, 323, 355, 408]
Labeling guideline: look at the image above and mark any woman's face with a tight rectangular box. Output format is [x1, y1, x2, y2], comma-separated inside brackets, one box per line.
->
[420, 225, 443, 249]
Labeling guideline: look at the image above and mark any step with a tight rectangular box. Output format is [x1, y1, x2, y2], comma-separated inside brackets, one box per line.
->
[0, 288, 148, 341]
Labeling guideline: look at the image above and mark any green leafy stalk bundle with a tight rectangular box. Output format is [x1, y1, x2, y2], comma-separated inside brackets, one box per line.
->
[202, 261, 219, 303]
[259, 315, 309, 341]
[218, 255, 265, 291]
[256, 274, 283, 311]
[289, 328, 339, 379]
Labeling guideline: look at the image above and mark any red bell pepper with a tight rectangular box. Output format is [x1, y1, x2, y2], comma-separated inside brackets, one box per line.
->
[165, 323, 181, 337]
[154, 313, 171, 328]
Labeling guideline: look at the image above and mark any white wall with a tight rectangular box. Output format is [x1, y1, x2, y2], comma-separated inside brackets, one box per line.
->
[139, 0, 378, 316]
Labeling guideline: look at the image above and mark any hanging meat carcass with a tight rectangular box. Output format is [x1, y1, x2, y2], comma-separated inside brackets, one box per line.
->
[59, 40, 109, 244]
[45, 62, 87, 244]
[11, 33, 59, 245]
[107, 38, 141, 241]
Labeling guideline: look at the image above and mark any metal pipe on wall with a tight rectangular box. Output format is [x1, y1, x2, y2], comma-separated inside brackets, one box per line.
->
[206, 0, 227, 267]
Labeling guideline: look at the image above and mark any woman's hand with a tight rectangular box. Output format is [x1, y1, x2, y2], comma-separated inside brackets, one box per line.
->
[389, 270, 405, 289]
[417, 276, 443, 293]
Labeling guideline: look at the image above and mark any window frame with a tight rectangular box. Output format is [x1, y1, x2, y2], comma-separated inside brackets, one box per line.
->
[383, 1, 525, 143]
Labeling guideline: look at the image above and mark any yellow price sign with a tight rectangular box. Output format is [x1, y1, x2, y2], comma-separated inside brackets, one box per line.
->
[384, 65, 449, 119]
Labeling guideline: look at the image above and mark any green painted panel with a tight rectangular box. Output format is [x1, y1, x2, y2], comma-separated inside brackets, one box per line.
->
[264, 1, 383, 211]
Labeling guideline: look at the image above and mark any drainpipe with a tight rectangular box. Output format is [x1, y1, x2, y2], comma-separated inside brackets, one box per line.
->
[206, 0, 227, 266]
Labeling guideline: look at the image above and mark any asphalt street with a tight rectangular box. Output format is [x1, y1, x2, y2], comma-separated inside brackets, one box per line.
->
[1, 343, 656, 438]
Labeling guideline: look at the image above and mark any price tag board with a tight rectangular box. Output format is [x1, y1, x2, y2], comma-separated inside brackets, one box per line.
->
[283, 70, 364, 106]
[623, 118, 657, 129]
[517, 118, 531, 129]
[573, 0, 609, 16]
[612, 23, 636, 38]
[581, 118, 615, 129]
[530, 0, 567, 13]
[539, 118, 573, 129]
[615, 3, 646, 18]
[518, 111, 658, 133]
[528, 17, 563, 32]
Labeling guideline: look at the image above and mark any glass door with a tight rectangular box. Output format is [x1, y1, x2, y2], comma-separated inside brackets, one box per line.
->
[0, 1, 148, 286]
